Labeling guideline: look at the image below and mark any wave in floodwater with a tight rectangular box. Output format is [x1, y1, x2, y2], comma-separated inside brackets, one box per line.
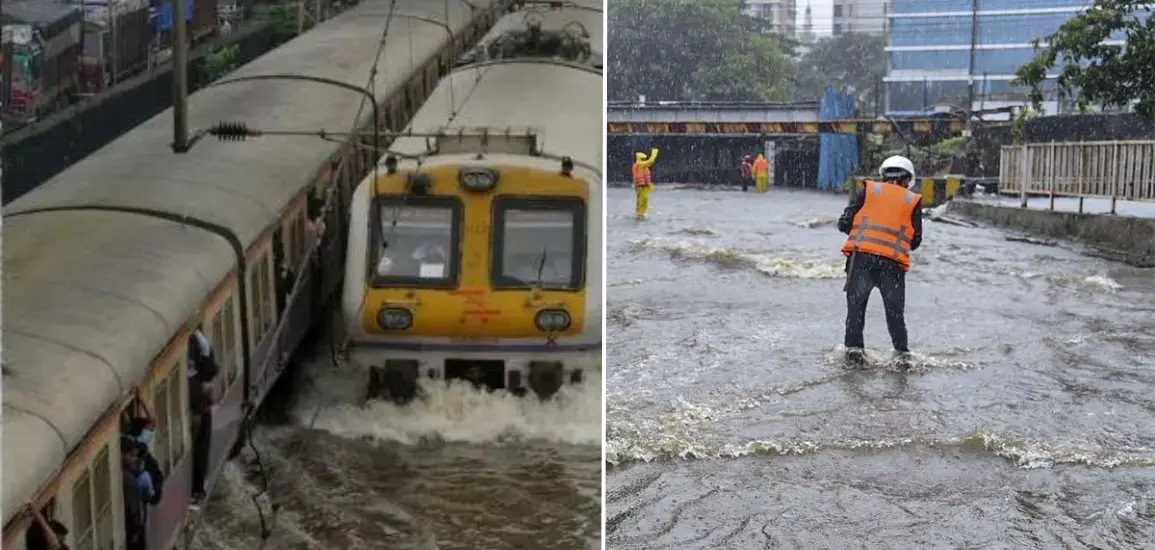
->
[606, 428, 1155, 470]
[191, 358, 602, 550]
[629, 238, 845, 279]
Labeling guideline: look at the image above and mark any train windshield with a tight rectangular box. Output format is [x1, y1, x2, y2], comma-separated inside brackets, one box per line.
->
[371, 199, 461, 287]
[492, 198, 585, 290]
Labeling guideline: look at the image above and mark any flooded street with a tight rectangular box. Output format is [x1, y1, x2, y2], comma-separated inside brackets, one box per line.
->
[606, 187, 1155, 549]
[190, 343, 602, 550]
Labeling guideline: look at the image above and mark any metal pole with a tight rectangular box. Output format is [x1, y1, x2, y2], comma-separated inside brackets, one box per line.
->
[172, 0, 190, 152]
[965, 0, 979, 136]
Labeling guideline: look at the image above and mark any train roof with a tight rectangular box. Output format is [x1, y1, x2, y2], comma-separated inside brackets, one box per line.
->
[388, 3, 602, 176]
[481, 2, 603, 57]
[4, 0, 493, 246]
[2, 211, 234, 526]
[2, 0, 500, 528]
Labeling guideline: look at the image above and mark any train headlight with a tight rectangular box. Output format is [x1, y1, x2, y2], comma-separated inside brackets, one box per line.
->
[406, 173, 431, 196]
[377, 307, 413, 330]
[459, 168, 498, 192]
[534, 309, 571, 332]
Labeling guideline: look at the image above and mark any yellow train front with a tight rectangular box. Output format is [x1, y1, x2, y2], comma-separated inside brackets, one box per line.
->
[341, 0, 603, 402]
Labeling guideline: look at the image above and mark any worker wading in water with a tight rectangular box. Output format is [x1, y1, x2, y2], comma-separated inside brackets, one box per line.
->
[753, 153, 769, 192]
[740, 155, 753, 192]
[838, 155, 923, 367]
[632, 147, 658, 218]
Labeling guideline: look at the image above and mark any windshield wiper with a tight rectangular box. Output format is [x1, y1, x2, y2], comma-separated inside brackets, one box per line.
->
[534, 246, 549, 289]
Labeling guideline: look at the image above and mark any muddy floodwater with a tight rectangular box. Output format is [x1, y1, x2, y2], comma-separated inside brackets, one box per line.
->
[189, 341, 602, 550]
[606, 187, 1155, 549]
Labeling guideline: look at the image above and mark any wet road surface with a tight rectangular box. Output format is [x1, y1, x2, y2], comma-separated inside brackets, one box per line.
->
[190, 343, 602, 550]
[606, 187, 1155, 549]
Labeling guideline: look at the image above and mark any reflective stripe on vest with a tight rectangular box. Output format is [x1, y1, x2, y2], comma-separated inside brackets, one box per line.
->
[845, 182, 919, 265]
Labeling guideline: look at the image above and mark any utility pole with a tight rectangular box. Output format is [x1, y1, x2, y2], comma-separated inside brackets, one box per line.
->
[964, 0, 980, 137]
[172, 0, 190, 152]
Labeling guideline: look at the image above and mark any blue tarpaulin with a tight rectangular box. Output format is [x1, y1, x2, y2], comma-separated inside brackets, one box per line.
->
[154, 0, 195, 32]
[817, 86, 860, 191]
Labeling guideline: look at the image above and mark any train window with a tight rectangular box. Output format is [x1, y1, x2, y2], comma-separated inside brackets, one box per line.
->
[294, 210, 307, 268]
[92, 446, 114, 550]
[367, 196, 463, 288]
[261, 254, 275, 333]
[221, 296, 239, 385]
[249, 254, 268, 344]
[168, 367, 186, 464]
[153, 377, 171, 474]
[209, 310, 226, 380]
[490, 197, 586, 290]
[71, 470, 93, 550]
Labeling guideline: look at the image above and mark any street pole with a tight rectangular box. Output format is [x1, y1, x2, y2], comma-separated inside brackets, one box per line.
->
[965, 0, 980, 138]
[172, 0, 190, 152]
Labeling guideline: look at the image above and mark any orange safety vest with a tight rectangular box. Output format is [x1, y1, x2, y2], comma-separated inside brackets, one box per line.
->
[840, 181, 922, 271]
[632, 162, 652, 187]
[753, 157, 768, 176]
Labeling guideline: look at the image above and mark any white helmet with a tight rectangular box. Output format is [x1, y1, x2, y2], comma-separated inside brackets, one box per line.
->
[879, 155, 916, 188]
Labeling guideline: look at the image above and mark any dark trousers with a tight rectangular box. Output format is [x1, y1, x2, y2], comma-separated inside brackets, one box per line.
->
[844, 253, 909, 352]
[191, 412, 213, 495]
[127, 523, 147, 550]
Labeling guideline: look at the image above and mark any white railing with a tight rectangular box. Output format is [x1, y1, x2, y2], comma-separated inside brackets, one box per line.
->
[999, 140, 1155, 203]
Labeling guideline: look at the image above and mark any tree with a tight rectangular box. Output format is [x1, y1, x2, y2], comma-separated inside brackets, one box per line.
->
[794, 33, 887, 107]
[607, 0, 794, 101]
[1013, 0, 1155, 120]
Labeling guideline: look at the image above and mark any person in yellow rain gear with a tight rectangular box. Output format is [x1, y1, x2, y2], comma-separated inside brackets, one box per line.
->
[632, 148, 659, 218]
[753, 153, 770, 192]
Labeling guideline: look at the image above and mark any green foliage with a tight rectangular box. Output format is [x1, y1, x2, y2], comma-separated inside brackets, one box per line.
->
[1011, 105, 1040, 145]
[1012, 0, 1155, 120]
[201, 45, 239, 82]
[254, 4, 301, 45]
[607, 0, 794, 101]
[795, 33, 887, 105]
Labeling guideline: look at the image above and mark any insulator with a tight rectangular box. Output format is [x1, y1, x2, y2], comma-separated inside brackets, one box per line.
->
[210, 122, 254, 141]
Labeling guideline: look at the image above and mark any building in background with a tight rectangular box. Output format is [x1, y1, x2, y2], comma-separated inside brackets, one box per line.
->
[832, 0, 887, 35]
[884, 0, 1138, 117]
[742, 0, 797, 38]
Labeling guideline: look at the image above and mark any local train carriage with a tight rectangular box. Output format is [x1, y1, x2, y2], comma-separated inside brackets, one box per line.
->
[342, 0, 603, 402]
[1, 0, 510, 548]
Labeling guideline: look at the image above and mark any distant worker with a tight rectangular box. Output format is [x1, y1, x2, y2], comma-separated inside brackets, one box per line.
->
[740, 155, 753, 192]
[838, 155, 923, 367]
[753, 154, 769, 192]
[632, 147, 659, 218]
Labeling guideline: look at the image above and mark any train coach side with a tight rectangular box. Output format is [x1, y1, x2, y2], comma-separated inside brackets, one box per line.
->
[1, 0, 510, 547]
[342, 1, 603, 399]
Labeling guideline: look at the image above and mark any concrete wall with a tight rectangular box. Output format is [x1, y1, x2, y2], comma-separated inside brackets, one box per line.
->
[951, 199, 1155, 267]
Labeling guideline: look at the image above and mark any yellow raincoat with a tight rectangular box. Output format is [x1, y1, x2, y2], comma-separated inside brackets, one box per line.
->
[632, 148, 659, 217]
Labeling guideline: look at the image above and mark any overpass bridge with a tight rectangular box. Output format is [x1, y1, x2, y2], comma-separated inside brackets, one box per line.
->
[607, 100, 965, 187]
[606, 100, 965, 136]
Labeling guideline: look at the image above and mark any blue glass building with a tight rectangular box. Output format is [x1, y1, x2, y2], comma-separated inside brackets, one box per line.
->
[884, 0, 1134, 115]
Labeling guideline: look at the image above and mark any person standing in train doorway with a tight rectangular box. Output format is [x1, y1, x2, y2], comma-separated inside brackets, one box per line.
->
[187, 325, 220, 507]
[121, 438, 150, 550]
[838, 155, 923, 367]
[753, 153, 770, 193]
[632, 147, 658, 219]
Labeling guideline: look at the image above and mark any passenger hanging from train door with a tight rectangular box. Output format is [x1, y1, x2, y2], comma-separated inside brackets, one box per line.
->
[753, 154, 770, 193]
[121, 438, 151, 550]
[740, 155, 753, 192]
[122, 386, 165, 505]
[632, 148, 658, 219]
[25, 502, 70, 550]
[187, 324, 220, 507]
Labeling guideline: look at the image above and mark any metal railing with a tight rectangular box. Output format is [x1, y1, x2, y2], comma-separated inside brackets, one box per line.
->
[999, 141, 1155, 208]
